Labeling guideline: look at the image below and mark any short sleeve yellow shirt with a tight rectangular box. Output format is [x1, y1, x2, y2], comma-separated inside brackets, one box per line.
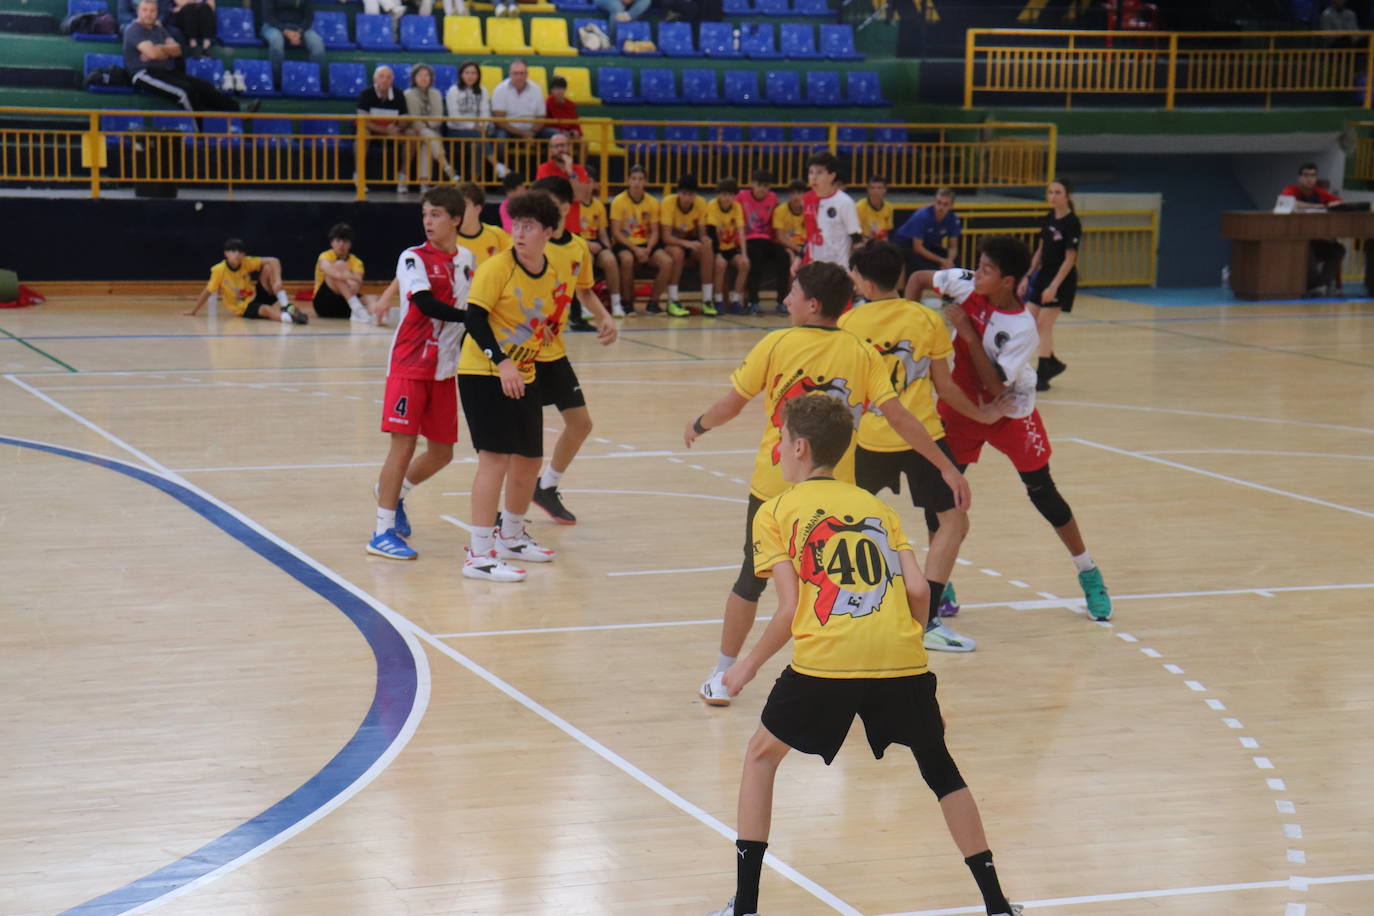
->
[456, 223, 513, 267]
[458, 249, 572, 383]
[661, 193, 707, 236]
[538, 231, 596, 363]
[707, 199, 746, 251]
[855, 199, 894, 240]
[610, 190, 660, 245]
[578, 197, 608, 242]
[313, 250, 364, 295]
[206, 255, 263, 316]
[772, 202, 805, 247]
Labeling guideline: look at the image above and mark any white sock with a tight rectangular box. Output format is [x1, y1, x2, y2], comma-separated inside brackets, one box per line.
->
[668, 284, 679, 300]
[1072, 551, 1095, 573]
[610, 293, 622, 308]
[471, 526, 495, 557]
[348, 295, 366, 313]
[401, 477, 416, 499]
[729, 291, 742, 303]
[375, 508, 396, 537]
[386, 306, 400, 325]
[276, 289, 290, 308]
[500, 511, 525, 540]
[702, 283, 714, 303]
[540, 467, 563, 489]
[279, 311, 292, 323]
[714, 653, 736, 675]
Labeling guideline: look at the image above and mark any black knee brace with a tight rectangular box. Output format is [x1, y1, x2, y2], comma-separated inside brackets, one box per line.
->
[913, 742, 968, 800]
[732, 555, 768, 602]
[1019, 465, 1074, 528]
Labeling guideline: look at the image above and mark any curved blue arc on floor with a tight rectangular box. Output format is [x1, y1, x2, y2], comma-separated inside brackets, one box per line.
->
[0, 435, 420, 916]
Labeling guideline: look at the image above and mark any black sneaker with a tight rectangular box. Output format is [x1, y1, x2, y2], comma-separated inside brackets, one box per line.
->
[645, 301, 663, 314]
[569, 317, 595, 333]
[532, 484, 577, 525]
[1043, 354, 1067, 381]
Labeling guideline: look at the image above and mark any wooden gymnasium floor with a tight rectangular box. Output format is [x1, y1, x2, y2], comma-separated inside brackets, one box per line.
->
[2, 291, 1373, 916]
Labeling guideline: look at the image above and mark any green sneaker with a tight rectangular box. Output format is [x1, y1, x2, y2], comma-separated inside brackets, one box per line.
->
[665, 299, 690, 317]
[938, 581, 959, 617]
[1078, 566, 1113, 620]
[701, 299, 718, 316]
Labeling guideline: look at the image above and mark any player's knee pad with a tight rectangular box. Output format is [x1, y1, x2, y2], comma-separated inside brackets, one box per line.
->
[1019, 465, 1074, 528]
[732, 558, 768, 603]
[913, 744, 967, 800]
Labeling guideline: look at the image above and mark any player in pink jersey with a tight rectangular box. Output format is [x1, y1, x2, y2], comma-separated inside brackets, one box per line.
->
[739, 168, 787, 315]
[367, 187, 477, 561]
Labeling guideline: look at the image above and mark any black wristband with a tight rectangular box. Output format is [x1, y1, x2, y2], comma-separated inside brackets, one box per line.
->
[693, 415, 708, 436]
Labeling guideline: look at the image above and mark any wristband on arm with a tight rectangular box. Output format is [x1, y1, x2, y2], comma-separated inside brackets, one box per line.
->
[693, 415, 708, 435]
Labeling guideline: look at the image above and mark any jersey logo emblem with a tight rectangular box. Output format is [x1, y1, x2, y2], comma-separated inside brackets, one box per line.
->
[768, 375, 861, 465]
[790, 514, 902, 625]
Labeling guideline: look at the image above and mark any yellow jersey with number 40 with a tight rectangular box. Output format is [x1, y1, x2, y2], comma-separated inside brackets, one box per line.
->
[753, 477, 926, 679]
[458, 250, 571, 383]
[538, 231, 596, 363]
[730, 326, 898, 500]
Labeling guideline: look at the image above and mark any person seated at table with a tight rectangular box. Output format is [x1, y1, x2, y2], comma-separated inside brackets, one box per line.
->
[1280, 162, 1347, 296]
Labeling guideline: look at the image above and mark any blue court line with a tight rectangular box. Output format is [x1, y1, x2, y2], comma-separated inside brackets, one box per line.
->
[0, 435, 421, 916]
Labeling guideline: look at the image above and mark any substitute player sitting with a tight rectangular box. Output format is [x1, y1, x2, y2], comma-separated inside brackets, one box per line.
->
[660, 174, 715, 317]
[575, 177, 623, 317]
[185, 239, 308, 324]
[707, 394, 1022, 916]
[368, 188, 477, 560]
[707, 177, 750, 315]
[313, 222, 376, 323]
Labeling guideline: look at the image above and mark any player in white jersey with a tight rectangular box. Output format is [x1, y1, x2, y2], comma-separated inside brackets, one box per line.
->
[367, 187, 477, 560]
[802, 152, 861, 268]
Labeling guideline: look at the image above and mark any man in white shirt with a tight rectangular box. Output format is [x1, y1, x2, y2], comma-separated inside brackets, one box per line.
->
[801, 152, 861, 268]
[491, 59, 553, 140]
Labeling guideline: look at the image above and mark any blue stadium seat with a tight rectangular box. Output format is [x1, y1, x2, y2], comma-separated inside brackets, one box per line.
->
[618, 20, 660, 54]
[185, 56, 224, 86]
[313, 10, 355, 49]
[724, 69, 763, 105]
[85, 52, 132, 93]
[755, 0, 788, 14]
[234, 59, 279, 97]
[68, 0, 115, 41]
[620, 123, 657, 155]
[699, 22, 742, 59]
[328, 61, 367, 99]
[791, 125, 827, 149]
[253, 117, 300, 154]
[384, 63, 411, 91]
[793, 0, 831, 15]
[596, 66, 638, 103]
[555, 0, 596, 9]
[749, 125, 784, 151]
[198, 115, 245, 154]
[682, 68, 720, 104]
[282, 60, 326, 99]
[712, 123, 743, 153]
[99, 113, 142, 135]
[573, 18, 617, 55]
[432, 63, 458, 94]
[300, 119, 345, 155]
[723, 0, 752, 13]
[355, 13, 401, 51]
[779, 23, 822, 59]
[847, 70, 889, 106]
[664, 123, 701, 151]
[150, 114, 196, 133]
[764, 69, 802, 106]
[819, 23, 862, 60]
[805, 69, 841, 105]
[836, 125, 865, 155]
[741, 23, 782, 60]
[658, 21, 700, 58]
[640, 68, 679, 104]
[873, 125, 907, 144]
[399, 14, 440, 51]
[216, 7, 262, 47]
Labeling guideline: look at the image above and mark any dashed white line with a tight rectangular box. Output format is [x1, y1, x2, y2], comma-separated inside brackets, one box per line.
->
[1276, 800, 1297, 814]
[1254, 757, 1275, 770]
[1116, 632, 1139, 643]
[1239, 737, 1259, 749]
[1008, 579, 1029, 588]
[1222, 717, 1244, 729]
[1163, 663, 1184, 674]
[1288, 849, 1307, 864]
[1184, 680, 1206, 691]
[1140, 647, 1162, 658]
[1205, 699, 1227, 711]
[1285, 903, 1307, 916]
[1267, 778, 1287, 791]
[979, 568, 1001, 577]
[1283, 824, 1304, 839]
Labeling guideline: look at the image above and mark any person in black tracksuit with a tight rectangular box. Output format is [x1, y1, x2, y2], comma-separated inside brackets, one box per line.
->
[1019, 179, 1081, 392]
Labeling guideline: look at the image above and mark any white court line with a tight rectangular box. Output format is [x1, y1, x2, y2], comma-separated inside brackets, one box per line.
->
[434, 618, 720, 638]
[1141, 449, 1374, 461]
[179, 449, 756, 474]
[1067, 438, 1374, 521]
[442, 488, 750, 504]
[1050, 399, 1374, 436]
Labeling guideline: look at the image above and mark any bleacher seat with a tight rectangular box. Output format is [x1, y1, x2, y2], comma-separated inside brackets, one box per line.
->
[198, 116, 245, 154]
[530, 17, 577, 55]
[314, 10, 355, 50]
[741, 23, 782, 60]
[682, 68, 720, 104]
[847, 70, 888, 106]
[282, 60, 326, 99]
[253, 118, 296, 151]
[764, 70, 802, 106]
[724, 69, 763, 105]
[300, 119, 345, 156]
[487, 17, 532, 53]
[755, 0, 789, 14]
[217, 7, 262, 47]
[234, 59, 279, 97]
[640, 68, 678, 104]
[68, 0, 115, 41]
[553, 0, 595, 9]
[356, 13, 401, 51]
[805, 69, 841, 105]
[793, 0, 831, 15]
[713, 124, 743, 153]
[699, 22, 742, 59]
[384, 62, 411, 91]
[552, 66, 600, 104]
[658, 21, 700, 57]
[400, 15, 441, 51]
[528, 64, 549, 90]
[573, 18, 617, 55]
[86, 52, 132, 94]
[818, 24, 862, 60]
[99, 113, 142, 136]
[779, 24, 822, 59]
[185, 56, 224, 86]
[620, 123, 657, 155]
[792, 125, 826, 148]
[481, 64, 504, 90]
[432, 63, 458, 94]
[723, 0, 752, 14]
[749, 125, 784, 151]
[873, 126, 906, 144]
[596, 66, 638, 103]
[443, 16, 486, 54]
[618, 20, 660, 54]
[150, 114, 196, 133]
[328, 62, 367, 99]
[836, 125, 865, 154]
[664, 124, 700, 151]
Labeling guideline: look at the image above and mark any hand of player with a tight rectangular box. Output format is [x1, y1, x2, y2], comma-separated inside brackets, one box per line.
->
[683, 416, 702, 448]
[941, 303, 975, 339]
[976, 394, 1009, 425]
[633, 246, 649, 264]
[722, 660, 756, 697]
[940, 256, 955, 270]
[182, 308, 199, 316]
[595, 314, 618, 345]
[1016, 277, 1030, 300]
[1041, 284, 1058, 305]
[497, 359, 525, 399]
[942, 466, 971, 511]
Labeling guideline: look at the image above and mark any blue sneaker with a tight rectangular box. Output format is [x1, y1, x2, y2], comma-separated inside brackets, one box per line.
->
[394, 497, 411, 537]
[367, 528, 416, 560]
[938, 581, 960, 617]
[1079, 566, 1113, 620]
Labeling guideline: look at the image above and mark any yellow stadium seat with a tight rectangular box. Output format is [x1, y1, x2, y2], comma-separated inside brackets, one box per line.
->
[580, 117, 625, 156]
[442, 16, 487, 55]
[481, 64, 504, 92]
[528, 65, 548, 91]
[530, 17, 577, 56]
[552, 66, 600, 105]
[486, 18, 532, 54]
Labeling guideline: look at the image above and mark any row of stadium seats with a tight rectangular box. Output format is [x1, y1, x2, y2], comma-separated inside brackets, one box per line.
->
[552, 0, 832, 15]
[598, 66, 886, 106]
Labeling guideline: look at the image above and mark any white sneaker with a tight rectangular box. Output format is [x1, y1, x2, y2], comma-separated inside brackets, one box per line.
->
[496, 528, 556, 563]
[493, 2, 507, 14]
[699, 670, 730, 706]
[610, 301, 626, 317]
[494, 161, 510, 180]
[220, 70, 234, 93]
[350, 303, 374, 324]
[462, 547, 526, 581]
[707, 897, 757, 916]
[396, 171, 409, 194]
[232, 71, 246, 93]
[924, 621, 976, 653]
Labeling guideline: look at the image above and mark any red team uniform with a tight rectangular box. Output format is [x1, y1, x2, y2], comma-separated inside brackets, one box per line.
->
[381, 241, 477, 443]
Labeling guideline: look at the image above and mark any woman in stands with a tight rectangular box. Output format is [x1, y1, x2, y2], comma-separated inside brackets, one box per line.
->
[445, 61, 510, 181]
[1020, 178, 1081, 392]
[405, 64, 456, 192]
[168, 0, 215, 57]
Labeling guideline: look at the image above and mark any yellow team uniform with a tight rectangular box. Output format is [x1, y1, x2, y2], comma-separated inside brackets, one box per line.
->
[458, 249, 571, 383]
[754, 478, 927, 678]
[772, 202, 806, 249]
[731, 326, 898, 500]
[661, 193, 708, 239]
[837, 298, 952, 451]
[579, 197, 609, 244]
[457, 223, 513, 267]
[537, 230, 596, 364]
[708, 198, 745, 252]
[205, 256, 264, 317]
[855, 198, 894, 241]
[313, 250, 363, 295]
[610, 190, 660, 246]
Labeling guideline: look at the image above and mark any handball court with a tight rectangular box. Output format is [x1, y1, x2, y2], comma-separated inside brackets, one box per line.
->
[2, 291, 1372, 916]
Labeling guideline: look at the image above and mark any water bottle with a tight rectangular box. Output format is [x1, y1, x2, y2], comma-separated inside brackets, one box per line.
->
[1220, 265, 1230, 289]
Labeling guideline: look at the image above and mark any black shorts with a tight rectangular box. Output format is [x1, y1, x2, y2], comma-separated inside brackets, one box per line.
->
[733, 494, 768, 602]
[855, 438, 957, 513]
[761, 667, 956, 770]
[457, 372, 544, 457]
[1031, 267, 1077, 313]
[537, 356, 586, 411]
[613, 242, 663, 261]
[313, 284, 351, 318]
[240, 282, 277, 319]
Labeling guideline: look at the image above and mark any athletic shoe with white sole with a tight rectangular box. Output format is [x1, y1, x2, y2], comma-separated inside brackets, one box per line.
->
[699, 670, 731, 706]
[666, 299, 690, 317]
[373, 484, 411, 537]
[532, 484, 576, 524]
[367, 528, 416, 560]
[706, 896, 757, 916]
[993, 906, 1024, 916]
[924, 621, 976, 652]
[462, 547, 526, 581]
[938, 581, 960, 617]
[1079, 566, 1113, 620]
[610, 301, 626, 317]
[496, 528, 556, 563]
[285, 304, 309, 325]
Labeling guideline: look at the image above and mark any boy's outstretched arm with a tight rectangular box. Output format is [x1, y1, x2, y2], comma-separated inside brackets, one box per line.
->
[684, 388, 749, 447]
[723, 561, 798, 696]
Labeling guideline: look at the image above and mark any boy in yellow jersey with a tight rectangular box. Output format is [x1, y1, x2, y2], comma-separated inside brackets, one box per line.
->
[706, 176, 750, 315]
[840, 240, 999, 652]
[770, 179, 807, 313]
[527, 176, 618, 525]
[185, 239, 308, 324]
[610, 163, 673, 315]
[575, 177, 624, 317]
[706, 395, 1022, 916]
[855, 174, 894, 241]
[682, 261, 970, 706]
[312, 223, 375, 323]
[660, 174, 716, 317]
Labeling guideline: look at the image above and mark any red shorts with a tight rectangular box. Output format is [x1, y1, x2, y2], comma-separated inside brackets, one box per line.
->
[936, 402, 1052, 473]
[380, 376, 459, 443]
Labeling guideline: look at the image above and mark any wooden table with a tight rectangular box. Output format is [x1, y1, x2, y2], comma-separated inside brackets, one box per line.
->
[1220, 210, 1374, 300]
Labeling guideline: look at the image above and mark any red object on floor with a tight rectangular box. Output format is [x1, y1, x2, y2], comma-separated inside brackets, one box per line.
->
[0, 285, 44, 308]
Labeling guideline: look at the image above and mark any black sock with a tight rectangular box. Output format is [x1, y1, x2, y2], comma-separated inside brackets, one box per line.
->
[734, 839, 768, 915]
[926, 579, 945, 632]
[965, 850, 1012, 914]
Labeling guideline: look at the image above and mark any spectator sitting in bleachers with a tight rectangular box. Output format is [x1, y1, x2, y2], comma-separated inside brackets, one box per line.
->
[405, 64, 457, 191]
[545, 76, 581, 139]
[167, 0, 215, 57]
[123, 0, 246, 111]
[260, 0, 325, 83]
[446, 60, 509, 181]
[1320, 0, 1360, 46]
[492, 60, 554, 141]
[357, 65, 414, 193]
[536, 132, 591, 233]
[597, 0, 649, 44]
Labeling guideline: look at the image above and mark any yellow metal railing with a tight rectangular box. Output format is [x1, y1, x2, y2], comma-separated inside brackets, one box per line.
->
[954, 203, 1158, 287]
[1347, 121, 1374, 183]
[965, 28, 1374, 110]
[0, 108, 1056, 200]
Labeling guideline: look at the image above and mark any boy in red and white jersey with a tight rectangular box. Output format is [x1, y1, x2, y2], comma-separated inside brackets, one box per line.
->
[367, 187, 477, 560]
[801, 152, 861, 268]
